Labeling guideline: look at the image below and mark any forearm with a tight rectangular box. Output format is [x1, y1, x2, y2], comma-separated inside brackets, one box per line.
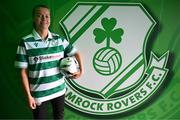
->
[20, 68, 31, 98]
[20, 68, 36, 109]
[75, 51, 84, 74]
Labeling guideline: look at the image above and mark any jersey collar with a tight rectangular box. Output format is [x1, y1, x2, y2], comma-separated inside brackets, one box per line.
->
[32, 29, 53, 41]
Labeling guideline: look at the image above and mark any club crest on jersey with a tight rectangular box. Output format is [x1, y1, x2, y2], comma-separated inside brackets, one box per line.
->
[34, 42, 38, 47]
[59, 2, 169, 115]
[51, 40, 59, 46]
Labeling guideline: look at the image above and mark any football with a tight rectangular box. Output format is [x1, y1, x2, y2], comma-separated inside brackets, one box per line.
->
[59, 56, 80, 77]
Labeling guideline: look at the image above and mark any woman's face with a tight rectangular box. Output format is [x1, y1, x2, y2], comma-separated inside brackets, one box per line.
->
[33, 7, 50, 31]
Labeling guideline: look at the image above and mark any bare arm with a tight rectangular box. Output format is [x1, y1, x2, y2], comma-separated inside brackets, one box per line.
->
[20, 68, 36, 109]
[73, 51, 84, 79]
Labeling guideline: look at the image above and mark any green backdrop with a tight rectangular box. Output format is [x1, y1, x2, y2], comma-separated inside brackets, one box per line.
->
[0, 0, 179, 119]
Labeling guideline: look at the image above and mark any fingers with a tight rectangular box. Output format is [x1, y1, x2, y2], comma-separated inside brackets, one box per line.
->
[31, 102, 37, 109]
[72, 74, 80, 79]
[70, 72, 81, 79]
[28, 96, 37, 109]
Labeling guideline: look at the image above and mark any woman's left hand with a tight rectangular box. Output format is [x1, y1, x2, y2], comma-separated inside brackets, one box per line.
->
[70, 71, 82, 79]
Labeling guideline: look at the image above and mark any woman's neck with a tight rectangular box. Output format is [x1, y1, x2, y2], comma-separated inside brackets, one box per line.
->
[36, 28, 49, 40]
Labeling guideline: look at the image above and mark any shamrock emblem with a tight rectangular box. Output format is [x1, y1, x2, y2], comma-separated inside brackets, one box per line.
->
[93, 18, 124, 47]
[93, 18, 124, 76]
[34, 42, 38, 47]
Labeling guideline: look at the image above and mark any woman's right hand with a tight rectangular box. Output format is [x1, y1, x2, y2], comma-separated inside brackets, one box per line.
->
[28, 96, 37, 109]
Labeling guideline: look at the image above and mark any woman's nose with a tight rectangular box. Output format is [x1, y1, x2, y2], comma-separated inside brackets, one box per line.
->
[41, 15, 46, 20]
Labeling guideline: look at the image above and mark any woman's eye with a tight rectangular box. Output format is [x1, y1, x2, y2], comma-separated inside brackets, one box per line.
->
[35, 14, 50, 19]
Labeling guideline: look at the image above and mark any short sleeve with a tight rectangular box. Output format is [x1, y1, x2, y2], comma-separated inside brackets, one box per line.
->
[14, 40, 28, 68]
[63, 38, 77, 57]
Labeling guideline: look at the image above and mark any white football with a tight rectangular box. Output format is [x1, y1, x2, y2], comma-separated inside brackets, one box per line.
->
[59, 56, 79, 77]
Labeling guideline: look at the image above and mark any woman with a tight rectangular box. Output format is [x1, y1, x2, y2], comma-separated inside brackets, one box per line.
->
[15, 4, 83, 120]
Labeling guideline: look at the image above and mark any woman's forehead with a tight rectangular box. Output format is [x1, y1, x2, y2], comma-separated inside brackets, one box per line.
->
[35, 7, 50, 14]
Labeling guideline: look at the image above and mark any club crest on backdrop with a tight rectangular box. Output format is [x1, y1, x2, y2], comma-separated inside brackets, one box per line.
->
[60, 2, 169, 115]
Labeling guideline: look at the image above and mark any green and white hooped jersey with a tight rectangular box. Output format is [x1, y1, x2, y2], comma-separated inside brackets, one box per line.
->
[15, 29, 77, 104]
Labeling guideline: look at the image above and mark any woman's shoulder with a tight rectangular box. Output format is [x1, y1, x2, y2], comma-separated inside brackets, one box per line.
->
[51, 32, 66, 41]
[22, 33, 34, 41]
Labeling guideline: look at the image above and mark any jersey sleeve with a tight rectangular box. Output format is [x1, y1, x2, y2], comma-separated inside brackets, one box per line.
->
[63, 38, 77, 57]
[14, 39, 28, 68]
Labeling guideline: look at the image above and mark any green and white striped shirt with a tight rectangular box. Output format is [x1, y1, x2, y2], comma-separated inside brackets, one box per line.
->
[15, 29, 77, 104]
